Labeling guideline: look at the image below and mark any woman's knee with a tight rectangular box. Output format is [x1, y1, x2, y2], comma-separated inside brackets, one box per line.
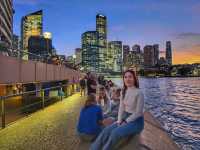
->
[110, 128, 122, 140]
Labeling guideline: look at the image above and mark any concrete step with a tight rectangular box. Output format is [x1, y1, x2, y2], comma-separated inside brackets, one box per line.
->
[0, 94, 180, 150]
[75, 112, 180, 150]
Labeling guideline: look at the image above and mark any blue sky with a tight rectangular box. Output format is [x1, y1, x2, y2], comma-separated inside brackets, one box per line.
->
[14, 0, 200, 64]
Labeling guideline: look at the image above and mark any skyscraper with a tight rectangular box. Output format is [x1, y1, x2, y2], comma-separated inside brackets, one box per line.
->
[144, 44, 160, 68]
[144, 45, 154, 67]
[107, 42, 114, 71]
[108, 41, 122, 72]
[123, 45, 130, 69]
[123, 45, 130, 59]
[75, 48, 82, 66]
[166, 41, 172, 65]
[28, 35, 52, 60]
[12, 34, 20, 50]
[153, 44, 159, 66]
[82, 31, 99, 72]
[96, 14, 107, 72]
[21, 10, 43, 60]
[0, 0, 13, 49]
[132, 44, 141, 53]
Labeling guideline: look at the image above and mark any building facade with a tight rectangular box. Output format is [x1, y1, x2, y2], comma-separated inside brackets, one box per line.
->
[153, 44, 159, 66]
[125, 51, 143, 71]
[166, 41, 172, 65]
[28, 35, 52, 60]
[132, 44, 141, 53]
[21, 10, 43, 60]
[12, 34, 19, 50]
[108, 41, 122, 73]
[123, 45, 130, 65]
[96, 14, 107, 72]
[144, 44, 160, 68]
[144, 45, 154, 67]
[0, 0, 13, 49]
[81, 31, 99, 72]
[75, 48, 82, 66]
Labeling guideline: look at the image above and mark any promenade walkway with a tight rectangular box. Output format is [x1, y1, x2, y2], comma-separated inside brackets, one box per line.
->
[0, 93, 179, 150]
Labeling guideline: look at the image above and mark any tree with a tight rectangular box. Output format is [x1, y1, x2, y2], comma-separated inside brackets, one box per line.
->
[178, 67, 192, 76]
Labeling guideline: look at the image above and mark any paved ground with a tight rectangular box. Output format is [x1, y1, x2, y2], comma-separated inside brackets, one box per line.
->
[0, 93, 180, 150]
[0, 93, 86, 150]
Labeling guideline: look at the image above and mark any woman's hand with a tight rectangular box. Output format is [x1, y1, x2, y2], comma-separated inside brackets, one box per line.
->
[96, 96, 100, 104]
[120, 121, 127, 126]
[117, 120, 127, 126]
[103, 118, 114, 126]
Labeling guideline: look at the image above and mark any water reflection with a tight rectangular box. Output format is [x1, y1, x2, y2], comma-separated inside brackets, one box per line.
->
[112, 77, 200, 150]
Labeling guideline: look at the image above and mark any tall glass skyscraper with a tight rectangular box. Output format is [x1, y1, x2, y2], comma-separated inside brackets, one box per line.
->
[82, 31, 99, 72]
[28, 35, 52, 60]
[96, 14, 107, 72]
[144, 45, 154, 67]
[0, 0, 13, 48]
[153, 44, 159, 65]
[108, 41, 122, 72]
[166, 41, 172, 65]
[21, 10, 43, 60]
[81, 14, 108, 73]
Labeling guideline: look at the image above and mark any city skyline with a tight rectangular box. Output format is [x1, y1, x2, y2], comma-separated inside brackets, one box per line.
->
[13, 0, 200, 64]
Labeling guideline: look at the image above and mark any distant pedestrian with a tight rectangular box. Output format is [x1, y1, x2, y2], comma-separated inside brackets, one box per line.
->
[98, 75, 106, 86]
[87, 73, 97, 95]
[77, 94, 103, 142]
[80, 77, 86, 96]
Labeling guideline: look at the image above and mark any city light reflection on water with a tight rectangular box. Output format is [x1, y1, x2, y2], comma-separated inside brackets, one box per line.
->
[112, 77, 200, 150]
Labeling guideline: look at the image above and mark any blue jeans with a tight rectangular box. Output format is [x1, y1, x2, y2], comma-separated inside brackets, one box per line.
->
[90, 113, 144, 150]
[78, 132, 96, 142]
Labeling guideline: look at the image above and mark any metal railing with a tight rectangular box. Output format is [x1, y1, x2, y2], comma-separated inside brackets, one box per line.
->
[0, 83, 80, 128]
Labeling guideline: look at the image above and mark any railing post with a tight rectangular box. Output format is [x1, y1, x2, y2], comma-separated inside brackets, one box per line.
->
[1, 96, 6, 128]
[65, 84, 68, 97]
[41, 90, 45, 109]
[60, 86, 63, 101]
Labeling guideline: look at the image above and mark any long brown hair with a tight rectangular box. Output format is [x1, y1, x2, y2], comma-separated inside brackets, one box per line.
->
[84, 94, 96, 108]
[98, 86, 109, 103]
[122, 70, 139, 99]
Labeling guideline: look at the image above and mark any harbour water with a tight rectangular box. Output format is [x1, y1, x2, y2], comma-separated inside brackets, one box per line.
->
[112, 77, 200, 150]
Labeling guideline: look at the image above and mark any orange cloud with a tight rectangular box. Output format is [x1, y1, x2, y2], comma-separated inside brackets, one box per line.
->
[173, 45, 200, 64]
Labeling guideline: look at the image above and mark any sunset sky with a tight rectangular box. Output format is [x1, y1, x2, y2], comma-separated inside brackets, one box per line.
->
[13, 0, 200, 64]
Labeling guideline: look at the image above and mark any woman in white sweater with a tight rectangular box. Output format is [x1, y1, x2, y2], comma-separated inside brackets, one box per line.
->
[91, 70, 144, 150]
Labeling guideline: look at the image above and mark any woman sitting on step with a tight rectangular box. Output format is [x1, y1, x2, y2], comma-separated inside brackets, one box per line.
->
[102, 87, 121, 126]
[96, 86, 111, 118]
[77, 94, 103, 142]
[90, 70, 144, 150]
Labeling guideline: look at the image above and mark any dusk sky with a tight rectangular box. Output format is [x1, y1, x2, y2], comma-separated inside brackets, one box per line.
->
[14, 0, 200, 64]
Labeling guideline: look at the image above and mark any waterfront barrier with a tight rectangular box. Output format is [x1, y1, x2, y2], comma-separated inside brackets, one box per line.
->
[0, 54, 83, 84]
[0, 83, 80, 128]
